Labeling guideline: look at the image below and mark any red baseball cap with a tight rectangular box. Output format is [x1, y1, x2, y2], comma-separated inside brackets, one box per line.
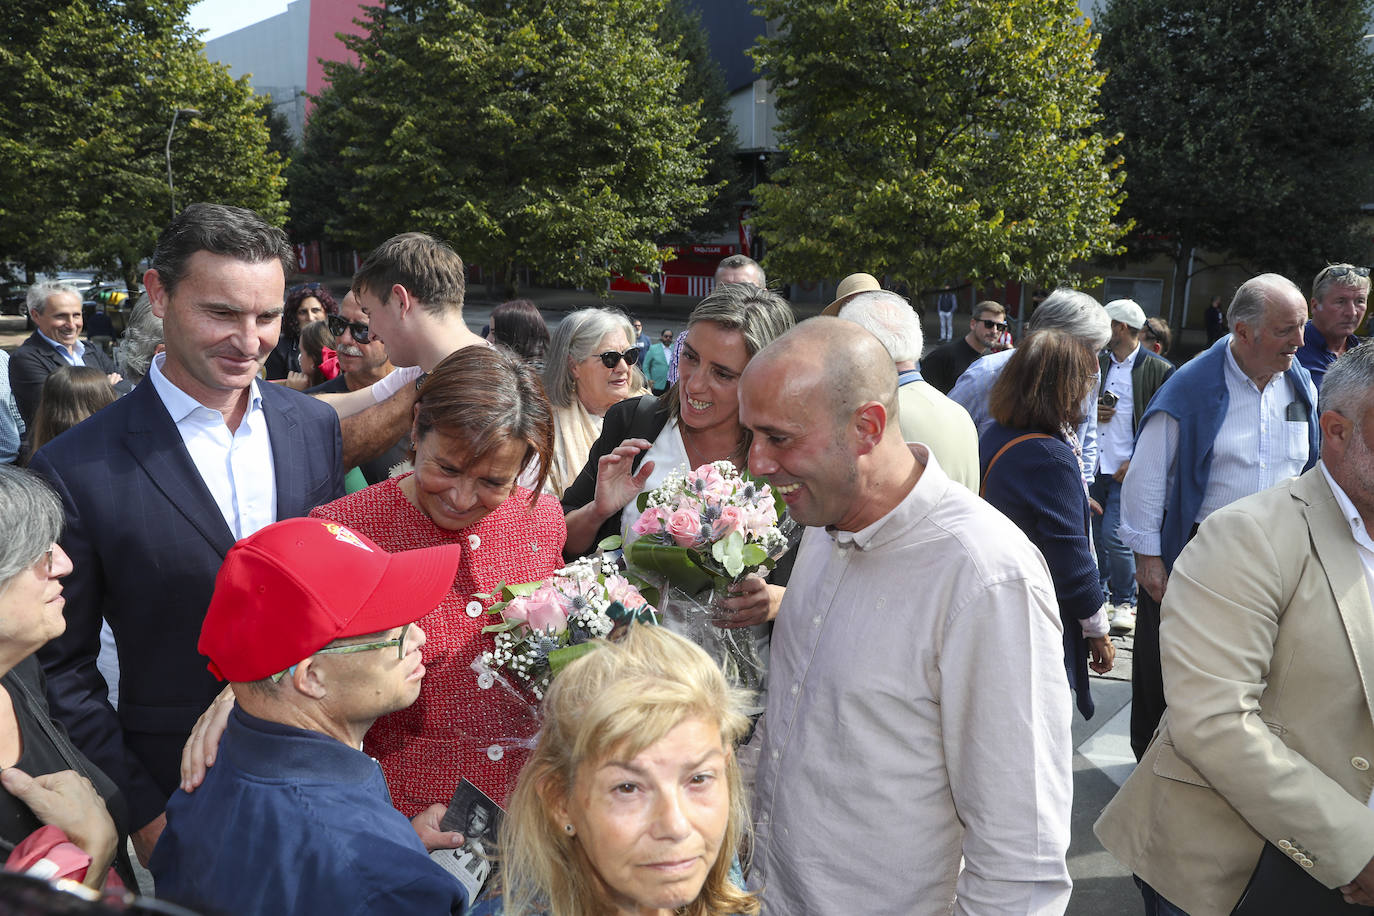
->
[199, 517, 462, 682]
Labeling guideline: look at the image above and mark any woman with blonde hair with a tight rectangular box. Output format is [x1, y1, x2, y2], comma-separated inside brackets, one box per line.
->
[477, 624, 757, 916]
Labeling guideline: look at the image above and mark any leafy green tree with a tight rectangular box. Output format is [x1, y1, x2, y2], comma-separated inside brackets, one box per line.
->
[257, 95, 298, 163]
[0, 0, 286, 288]
[659, 0, 742, 243]
[321, 0, 713, 293]
[285, 79, 355, 245]
[1097, 0, 1374, 324]
[749, 0, 1127, 292]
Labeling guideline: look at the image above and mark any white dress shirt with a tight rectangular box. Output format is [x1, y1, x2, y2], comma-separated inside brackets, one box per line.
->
[148, 353, 276, 539]
[37, 329, 85, 367]
[1119, 344, 1311, 557]
[750, 447, 1073, 916]
[1097, 345, 1137, 475]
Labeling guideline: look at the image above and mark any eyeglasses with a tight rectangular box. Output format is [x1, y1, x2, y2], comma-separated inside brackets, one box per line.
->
[327, 314, 373, 345]
[979, 319, 1009, 331]
[291, 282, 324, 294]
[38, 546, 54, 576]
[592, 348, 639, 368]
[270, 623, 413, 683]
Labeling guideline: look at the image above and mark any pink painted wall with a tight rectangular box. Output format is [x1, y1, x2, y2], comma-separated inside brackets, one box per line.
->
[305, 0, 372, 103]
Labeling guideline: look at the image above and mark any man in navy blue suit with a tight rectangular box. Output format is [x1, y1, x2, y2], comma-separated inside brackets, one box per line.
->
[29, 203, 345, 865]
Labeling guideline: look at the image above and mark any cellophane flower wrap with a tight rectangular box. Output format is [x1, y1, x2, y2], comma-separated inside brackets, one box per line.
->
[622, 461, 794, 705]
[476, 554, 658, 701]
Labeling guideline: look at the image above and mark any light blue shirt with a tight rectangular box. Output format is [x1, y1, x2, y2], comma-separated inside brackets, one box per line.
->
[948, 347, 1099, 488]
[148, 353, 277, 539]
[0, 351, 22, 463]
[35, 329, 85, 366]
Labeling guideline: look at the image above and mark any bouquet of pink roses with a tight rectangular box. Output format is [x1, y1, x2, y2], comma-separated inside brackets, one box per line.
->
[477, 555, 657, 700]
[618, 461, 794, 701]
[625, 460, 789, 591]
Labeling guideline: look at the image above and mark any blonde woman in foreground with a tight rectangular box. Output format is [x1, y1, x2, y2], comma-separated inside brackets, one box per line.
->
[472, 624, 757, 916]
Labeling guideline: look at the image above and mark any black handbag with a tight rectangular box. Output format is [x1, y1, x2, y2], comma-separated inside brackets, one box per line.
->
[1230, 841, 1373, 916]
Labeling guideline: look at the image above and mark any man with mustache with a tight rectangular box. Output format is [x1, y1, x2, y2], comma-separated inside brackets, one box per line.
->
[1119, 273, 1319, 763]
[308, 290, 407, 484]
[27, 203, 345, 865]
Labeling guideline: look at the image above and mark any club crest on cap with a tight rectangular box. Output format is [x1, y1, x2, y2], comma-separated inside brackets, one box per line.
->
[324, 522, 372, 552]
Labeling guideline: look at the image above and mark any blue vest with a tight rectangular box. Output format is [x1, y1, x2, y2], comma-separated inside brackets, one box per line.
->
[1137, 336, 1318, 572]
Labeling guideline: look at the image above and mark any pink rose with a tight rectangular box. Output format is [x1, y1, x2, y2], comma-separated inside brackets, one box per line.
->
[504, 584, 568, 635]
[632, 506, 666, 536]
[737, 504, 766, 538]
[606, 575, 646, 609]
[667, 507, 704, 547]
[712, 505, 744, 540]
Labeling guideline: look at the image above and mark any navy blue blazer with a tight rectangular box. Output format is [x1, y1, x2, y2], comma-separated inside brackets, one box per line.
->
[8, 331, 132, 429]
[29, 377, 344, 828]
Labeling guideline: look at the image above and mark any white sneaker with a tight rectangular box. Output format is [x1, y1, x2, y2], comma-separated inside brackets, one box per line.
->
[1109, 603, 1136, 635]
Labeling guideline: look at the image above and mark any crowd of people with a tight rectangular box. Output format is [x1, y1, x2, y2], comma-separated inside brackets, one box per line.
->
[1, 201, 1373, 916]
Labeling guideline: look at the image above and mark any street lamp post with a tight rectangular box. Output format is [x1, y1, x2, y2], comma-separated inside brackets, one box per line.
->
[166, 108, 202, 219]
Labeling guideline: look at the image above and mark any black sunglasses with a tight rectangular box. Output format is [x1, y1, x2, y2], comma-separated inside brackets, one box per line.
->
[327, 314, 373, 344]
[1321, 265, 1370, 282]
[979, 318, 1009, 331]
[593, 348, 639, 368]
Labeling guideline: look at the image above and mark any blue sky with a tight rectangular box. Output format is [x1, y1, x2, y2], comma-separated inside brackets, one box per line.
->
[187, 0, 290, 41]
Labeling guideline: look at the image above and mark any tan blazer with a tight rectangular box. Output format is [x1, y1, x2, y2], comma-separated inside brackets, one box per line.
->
[1095, 467, 1374, 916]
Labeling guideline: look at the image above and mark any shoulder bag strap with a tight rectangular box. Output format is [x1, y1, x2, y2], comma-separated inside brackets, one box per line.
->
[980, 433, 1053, 499]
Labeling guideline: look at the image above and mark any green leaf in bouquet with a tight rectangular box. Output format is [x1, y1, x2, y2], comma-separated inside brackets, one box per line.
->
[548, 642, 598, 675]
[711, 530, 747, 579]
[740, 543, 769, 568]
[636, 491, 650, 513]
[626, 539, 716, 595]
[481, 620, 525, 634]
[501, 581, 543, 600]
[598, 534, 624, 552]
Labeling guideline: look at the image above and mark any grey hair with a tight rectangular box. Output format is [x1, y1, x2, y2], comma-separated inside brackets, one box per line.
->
[714, 254, 766, 287]
[1028, 288, 1111, 351]
[0, 466, 63, 589]
[118, 293, 164, 383]
[26, 281, 81, 317]
[838, 290, 923, 364]
[1228, 273, 1301, 330]
[1318, 341, 1374, 420]
[1312, 263, 1371, 304]
[542, 307, 636, 408]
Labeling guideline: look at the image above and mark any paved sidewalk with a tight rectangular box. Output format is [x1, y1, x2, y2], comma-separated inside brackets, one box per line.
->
[1068, 630, 1142, 915]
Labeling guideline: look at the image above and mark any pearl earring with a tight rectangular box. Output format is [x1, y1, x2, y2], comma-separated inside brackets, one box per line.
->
[564, 823, 575, 835]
